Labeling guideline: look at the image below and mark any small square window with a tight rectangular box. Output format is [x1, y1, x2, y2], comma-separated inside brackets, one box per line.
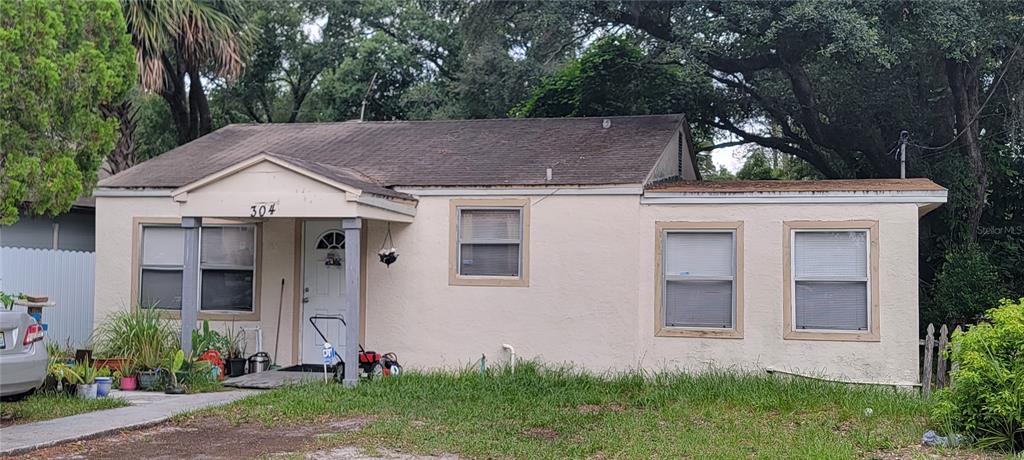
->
[450, 199, 530, 286]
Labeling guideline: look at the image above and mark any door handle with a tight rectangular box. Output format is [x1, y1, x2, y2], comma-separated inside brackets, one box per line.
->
[302, 297, 310, 303]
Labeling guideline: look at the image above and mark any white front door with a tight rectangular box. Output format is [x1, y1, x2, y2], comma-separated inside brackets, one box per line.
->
[301, 220, 346, 365]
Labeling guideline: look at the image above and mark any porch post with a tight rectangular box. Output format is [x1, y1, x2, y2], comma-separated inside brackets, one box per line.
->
[181, 216, 201, 357]
[342, 217, 362, 387]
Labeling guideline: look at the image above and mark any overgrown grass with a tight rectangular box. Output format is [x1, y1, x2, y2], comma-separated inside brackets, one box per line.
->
[191, 363, 947, 459]
[0, 392, 128, 425]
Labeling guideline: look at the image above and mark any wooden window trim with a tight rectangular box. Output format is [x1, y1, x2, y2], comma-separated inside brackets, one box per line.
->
[782, 220, 880, 342]
[655, 221, 744, 338]
[448, 198, 530, 287]
[131, 217, 262, 321]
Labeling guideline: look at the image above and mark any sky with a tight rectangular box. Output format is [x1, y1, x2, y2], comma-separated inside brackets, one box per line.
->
[712, 146, 745, 172]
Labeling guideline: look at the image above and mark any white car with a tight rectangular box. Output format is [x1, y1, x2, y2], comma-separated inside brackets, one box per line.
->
[0, 310, 47, 400]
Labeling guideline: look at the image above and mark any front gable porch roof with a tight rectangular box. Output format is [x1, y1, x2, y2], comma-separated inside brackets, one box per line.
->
[168, 153, 417, 221]
[171, 152, 415, 201]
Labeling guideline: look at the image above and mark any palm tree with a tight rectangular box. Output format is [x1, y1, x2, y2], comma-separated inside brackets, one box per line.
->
[122, 0, 249, 145]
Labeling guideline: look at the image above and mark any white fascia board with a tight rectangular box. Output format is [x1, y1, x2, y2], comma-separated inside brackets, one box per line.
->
[394, 185, 643, 197]
[641, 190, 948, 205]
[355, 195, 417, 217]
[93, 188, 173, 197]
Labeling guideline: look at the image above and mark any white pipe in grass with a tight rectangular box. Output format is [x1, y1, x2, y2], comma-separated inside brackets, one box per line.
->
[501, 344, 516, 373]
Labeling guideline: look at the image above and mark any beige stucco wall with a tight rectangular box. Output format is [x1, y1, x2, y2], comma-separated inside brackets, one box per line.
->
[95, 192, 921, 384]
[362, 195, 920, 385]
[93, 196, 300, 362]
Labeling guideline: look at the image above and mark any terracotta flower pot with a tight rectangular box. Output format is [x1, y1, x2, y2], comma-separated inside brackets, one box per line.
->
[93, 358, 127, 372]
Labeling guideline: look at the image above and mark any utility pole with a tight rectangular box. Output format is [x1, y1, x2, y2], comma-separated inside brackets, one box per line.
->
[899, 130, 908, 179]
[359, 72, 378, 123]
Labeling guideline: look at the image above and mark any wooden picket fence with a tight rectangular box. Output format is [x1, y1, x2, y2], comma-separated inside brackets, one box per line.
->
[920, 323, 961, 398]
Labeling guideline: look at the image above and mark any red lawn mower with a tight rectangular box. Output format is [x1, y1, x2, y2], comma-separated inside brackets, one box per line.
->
[309, 315, 401, 382]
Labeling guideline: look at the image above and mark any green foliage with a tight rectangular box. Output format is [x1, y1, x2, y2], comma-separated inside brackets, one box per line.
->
[933, 298, 1024, 452]
[512, 37, 713, 129]
[736, 149, 823, 181]
[0, 0, 135, 224]
[190, 320, 228, 360]
[94, 306, 177, 370]
[198, 363, 932, 458]
[928, 245, 1007, 326]
[67, 361, 98, 385]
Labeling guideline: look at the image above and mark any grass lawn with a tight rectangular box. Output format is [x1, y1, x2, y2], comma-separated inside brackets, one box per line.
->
[0, 392, 128, 426]
[190, 363, 962, 459]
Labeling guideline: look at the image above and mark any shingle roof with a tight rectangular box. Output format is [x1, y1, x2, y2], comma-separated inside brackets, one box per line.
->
[100, 114, 686, 189]
[646, 178, 946, 193]
[261, 153, 414, 200]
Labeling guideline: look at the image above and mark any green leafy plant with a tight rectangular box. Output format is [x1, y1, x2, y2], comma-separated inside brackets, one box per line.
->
[224, 322, 245, 359]
[191, 320, 227, 360]
[932, 298, 1024, 452]
[164, 349, 185, 390]
[69, 361, 98, 385]
[95, 306, 176, 371]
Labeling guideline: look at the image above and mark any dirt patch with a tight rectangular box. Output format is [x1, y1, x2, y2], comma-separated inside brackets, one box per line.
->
[522, 427, 559, 440]
[577, 403, 624, 414]
[7, 415, 374, 460]
[869, 445, 1003, 460]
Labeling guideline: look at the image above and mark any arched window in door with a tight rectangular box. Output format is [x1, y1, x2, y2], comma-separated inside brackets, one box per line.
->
[315, 230, 345, 250]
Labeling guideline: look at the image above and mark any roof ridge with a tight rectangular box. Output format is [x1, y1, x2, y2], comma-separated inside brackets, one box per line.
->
[223, 113, 686, 128]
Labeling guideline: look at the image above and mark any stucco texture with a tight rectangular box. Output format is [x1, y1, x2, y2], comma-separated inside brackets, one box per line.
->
[95, 194, 920, 385]
[362, 196, 919, 385]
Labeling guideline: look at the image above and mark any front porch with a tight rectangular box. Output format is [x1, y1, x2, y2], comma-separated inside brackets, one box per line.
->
[169, 154, 417, 386]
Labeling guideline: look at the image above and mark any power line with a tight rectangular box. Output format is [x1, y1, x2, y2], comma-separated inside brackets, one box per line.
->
[907, 33, 1024, 152]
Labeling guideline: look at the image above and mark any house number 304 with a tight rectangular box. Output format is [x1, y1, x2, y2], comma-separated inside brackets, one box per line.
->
[250, 202, 277, 217]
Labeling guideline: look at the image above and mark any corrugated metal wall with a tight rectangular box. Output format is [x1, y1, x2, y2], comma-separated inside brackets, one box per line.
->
[0, 247, 96, 347]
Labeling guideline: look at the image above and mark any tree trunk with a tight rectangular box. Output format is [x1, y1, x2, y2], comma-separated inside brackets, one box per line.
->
[188, 68, 213, 136]
[945, 58, 987, 242]
[100, 101, 138, 175]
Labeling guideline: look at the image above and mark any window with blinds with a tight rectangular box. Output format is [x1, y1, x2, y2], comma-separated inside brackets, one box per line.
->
[457, 208, 522, 277]
[792, 230, 868, 331]
[200, 225, 256, 312]
[138, 224, 257, 313]
[662, 231, 736, 328]
[140, 226, 184, 309]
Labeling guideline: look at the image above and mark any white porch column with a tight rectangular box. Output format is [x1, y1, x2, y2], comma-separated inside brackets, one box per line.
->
[342, 217, 362, 387]
[181, 216, 201, 357]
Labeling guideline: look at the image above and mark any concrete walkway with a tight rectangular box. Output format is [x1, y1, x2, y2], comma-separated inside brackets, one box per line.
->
[0, 389, 258, 456]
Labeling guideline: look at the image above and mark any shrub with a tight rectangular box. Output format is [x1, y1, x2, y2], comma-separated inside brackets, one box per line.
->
[927, 244, 1005, 326]
[932, 298, 1024, 452]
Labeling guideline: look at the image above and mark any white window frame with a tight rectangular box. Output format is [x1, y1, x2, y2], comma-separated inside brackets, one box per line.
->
[449, 198, 530, 287]
[655, 221, 744, 338]
[137, 222, 258, 316]
[789, 228, 870, 333]
[456, 207, 523, 277]
[138, 224, 184, 310]
[199, 224, 258, 313]
[782, 220, 879, 342]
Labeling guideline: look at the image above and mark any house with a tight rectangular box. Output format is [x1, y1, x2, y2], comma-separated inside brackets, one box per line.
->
[92, 114, 947, 386]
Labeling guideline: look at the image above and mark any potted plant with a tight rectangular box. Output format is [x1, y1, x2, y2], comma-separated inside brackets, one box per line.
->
[224, 325, 247, 377]
[94, 306, 175, 391]
[73, 362, 98, 399]
[95, 367, 113, 397]
[163, 349, 186, 394]
[117, 358, 138, 391]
